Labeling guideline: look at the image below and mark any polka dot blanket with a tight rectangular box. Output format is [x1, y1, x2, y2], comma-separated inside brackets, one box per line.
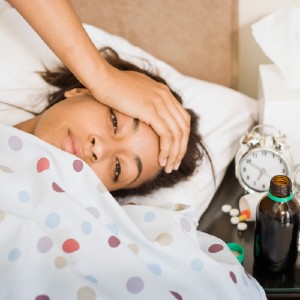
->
[0, 123, 266, 300]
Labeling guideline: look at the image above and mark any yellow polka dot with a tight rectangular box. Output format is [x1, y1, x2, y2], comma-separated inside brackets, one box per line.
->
[128, 243, 139, 254]
[0, 211, 5, 222]
[0, 165, 13, 173]
[54, 256, 68, 269]
[97, 182, 107, 193]
[156, 232, 173, 246]
[77, 286, 96, 300]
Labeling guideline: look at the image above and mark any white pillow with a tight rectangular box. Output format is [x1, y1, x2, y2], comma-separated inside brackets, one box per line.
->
[0, 2, 257, 222]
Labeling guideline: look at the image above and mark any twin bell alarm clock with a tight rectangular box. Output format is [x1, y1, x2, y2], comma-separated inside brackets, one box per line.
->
[235, 124, 294, 193]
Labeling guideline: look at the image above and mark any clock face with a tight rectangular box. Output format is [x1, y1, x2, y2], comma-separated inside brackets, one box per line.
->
[238, 149, 288, 192]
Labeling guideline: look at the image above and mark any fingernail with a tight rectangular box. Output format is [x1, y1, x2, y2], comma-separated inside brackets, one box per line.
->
[161, 159, 167, 167]
[174, 161, 181, 170]
[166, 166, 173, 174]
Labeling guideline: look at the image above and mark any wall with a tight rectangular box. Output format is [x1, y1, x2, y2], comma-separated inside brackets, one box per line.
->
[238, 0, 300, 99]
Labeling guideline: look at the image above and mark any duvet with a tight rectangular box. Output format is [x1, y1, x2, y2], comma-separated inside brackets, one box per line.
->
[0, 123, 266, 300]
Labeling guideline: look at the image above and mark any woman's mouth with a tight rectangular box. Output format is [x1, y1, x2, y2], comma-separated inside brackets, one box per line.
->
[65, 130, 83, 159]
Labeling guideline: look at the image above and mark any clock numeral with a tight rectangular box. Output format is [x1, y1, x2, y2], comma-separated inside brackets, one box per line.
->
[252, 153, 258, 158]
[243, 167, 246, 172]
[246, 159, 251, 164]
[253, 181, 256, 186]
[279, 159, 283, 164]
[262, 184, 266, 189]
[262, 151, 267, 156]
[246, 175, 250, 180]
[282, 169, 286, 174]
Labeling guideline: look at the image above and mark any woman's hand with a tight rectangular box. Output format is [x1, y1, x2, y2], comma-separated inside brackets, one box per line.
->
[91, 65, 191, 173]
[9, 0, 191, 172]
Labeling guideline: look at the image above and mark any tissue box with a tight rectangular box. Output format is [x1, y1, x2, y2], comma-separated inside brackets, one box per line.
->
[258, 64, 300, 165]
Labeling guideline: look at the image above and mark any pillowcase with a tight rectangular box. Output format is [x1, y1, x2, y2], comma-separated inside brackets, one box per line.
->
[0, 1, 257, 222]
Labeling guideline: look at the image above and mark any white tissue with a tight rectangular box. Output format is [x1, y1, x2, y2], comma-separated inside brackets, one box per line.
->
[252, 7, 300, 90]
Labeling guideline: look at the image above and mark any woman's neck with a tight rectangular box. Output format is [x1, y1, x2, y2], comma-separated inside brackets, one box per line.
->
[14, 116, 40, 134]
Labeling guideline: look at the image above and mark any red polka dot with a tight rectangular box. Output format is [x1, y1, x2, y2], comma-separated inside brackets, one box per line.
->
[208, 244, 224, 253]
[170, 291, 183, 300]
[230, 271, 237, 284]
[62, 239, 80, 253]
[73, 160, 83, 172]
[52, 182, 65, 193]
[108, 236, 120, 248]
[36, 157, 50, 173]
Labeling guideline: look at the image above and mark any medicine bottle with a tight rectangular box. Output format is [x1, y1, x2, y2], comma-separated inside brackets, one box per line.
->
[254, 175, 300, 272]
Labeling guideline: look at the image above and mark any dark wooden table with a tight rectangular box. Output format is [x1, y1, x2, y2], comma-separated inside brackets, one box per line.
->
[198, 161, 300, 299]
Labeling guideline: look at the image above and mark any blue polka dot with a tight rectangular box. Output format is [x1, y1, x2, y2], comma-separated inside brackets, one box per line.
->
[106, 223, 119, 235]
[8, 136, 23, 151]
[81, 221, 92, 235]
[85, 275, 98, 284]
[18, 191, 30, 203]
[45, 212, 60, 228]
[144, 212, 156, 222]
[191, 258, 204, 271]
[8, 248, 21, 261]
[147, 263, 162, 275]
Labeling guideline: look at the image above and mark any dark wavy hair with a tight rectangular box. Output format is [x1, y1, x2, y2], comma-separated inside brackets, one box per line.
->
[38, 47, 214, 198]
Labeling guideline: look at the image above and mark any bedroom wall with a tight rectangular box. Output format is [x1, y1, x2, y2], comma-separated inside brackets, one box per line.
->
[238, 0, 300, 99]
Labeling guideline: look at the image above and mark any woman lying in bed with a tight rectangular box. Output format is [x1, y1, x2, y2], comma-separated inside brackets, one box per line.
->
[14, 47, 212, 198]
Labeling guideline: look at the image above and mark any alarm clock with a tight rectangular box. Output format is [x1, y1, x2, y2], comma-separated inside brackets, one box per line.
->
[235, 124, 294, 193]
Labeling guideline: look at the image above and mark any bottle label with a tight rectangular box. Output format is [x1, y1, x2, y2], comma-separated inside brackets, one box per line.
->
[267, 191, 293, 203]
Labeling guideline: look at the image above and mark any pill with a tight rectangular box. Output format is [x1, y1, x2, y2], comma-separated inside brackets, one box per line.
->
[237, 222, 248, 231]
[230, 216, 240, 225]
[240, 209, 251, 219]
[239, 214, 248, 222]
[222, 204, 232, 213]
[229, 208, 239, 217]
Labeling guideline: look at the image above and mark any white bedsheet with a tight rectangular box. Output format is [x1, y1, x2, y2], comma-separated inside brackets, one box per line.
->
[0, 123, 266, 300]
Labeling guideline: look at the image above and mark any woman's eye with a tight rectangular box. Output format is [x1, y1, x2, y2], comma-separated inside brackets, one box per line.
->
[114, 158, 121, 182]
[110, 109, 118, 133]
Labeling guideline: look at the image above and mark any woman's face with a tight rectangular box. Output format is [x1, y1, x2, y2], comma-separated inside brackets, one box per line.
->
[32, 89, 162, 191]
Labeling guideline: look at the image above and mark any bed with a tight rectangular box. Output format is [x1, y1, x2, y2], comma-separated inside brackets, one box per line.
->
[0, 1, 265, 299]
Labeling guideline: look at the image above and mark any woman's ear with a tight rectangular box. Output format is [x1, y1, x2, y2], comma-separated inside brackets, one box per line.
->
[64, 88, 91, 98]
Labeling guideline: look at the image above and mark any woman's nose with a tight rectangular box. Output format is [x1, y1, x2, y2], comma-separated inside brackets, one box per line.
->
[89, 135, 122, 163]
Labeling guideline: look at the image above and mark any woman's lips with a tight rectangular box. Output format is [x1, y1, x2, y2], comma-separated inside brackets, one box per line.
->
[65, 130, 83, 159]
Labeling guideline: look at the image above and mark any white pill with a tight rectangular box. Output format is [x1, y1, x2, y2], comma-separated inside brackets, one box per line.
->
[230, 216, 240, 225]
[229, 208, 240, 217]
[237, 222, 248, 231]
[222, 204, 232, 213]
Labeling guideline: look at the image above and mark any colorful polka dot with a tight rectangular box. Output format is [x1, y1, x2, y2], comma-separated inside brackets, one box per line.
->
[156, 232, 173, 246]
[208, 244, 224, 253]
[180, 217, 191, 232]
[85, 275, 98, 284]
[37, 236, 53, 253]
[73, 160, 83, 172]
[97, 181, 107, 193]
[54, 256, 68, 269]
[106, 223, 119, 235]
[8, 248, 21, 261]
[62, 239, 80, 253]
[0, 165, 13, 173]
[126, 276, 144, 294]
[191, 258, 204, 271]
[18, 190, 30, 203]
[81, 221, 92, 235]
[8, 135, 23, 151]
[230, 271, 237, 284]
[52, 182, 65, 193]
[86, 206, 100, 218]
[35, 295, 50, 300]
[45, 212, 60, 228]
[0, 210, 5, 222]
[147, 263, 162, 275]
[108, 236, 120, 248]
[36, 157, 50, 173]
[170, 291, 183, 300]
[77, 286, 96, 300]
[144, 211, 156, 222]
[128, 243, 139, 254]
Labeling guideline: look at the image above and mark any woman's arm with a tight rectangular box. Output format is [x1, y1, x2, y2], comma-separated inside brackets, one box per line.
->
[8, 0, 190, 173]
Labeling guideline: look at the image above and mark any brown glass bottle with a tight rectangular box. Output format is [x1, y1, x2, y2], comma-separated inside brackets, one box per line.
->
[254, 175, 300, 272]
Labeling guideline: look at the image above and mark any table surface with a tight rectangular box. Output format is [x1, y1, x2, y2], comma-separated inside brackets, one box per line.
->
[198, 161, 300, 299]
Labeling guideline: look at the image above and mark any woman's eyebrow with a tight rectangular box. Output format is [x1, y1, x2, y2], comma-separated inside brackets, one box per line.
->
[129, 155, 143, 185]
